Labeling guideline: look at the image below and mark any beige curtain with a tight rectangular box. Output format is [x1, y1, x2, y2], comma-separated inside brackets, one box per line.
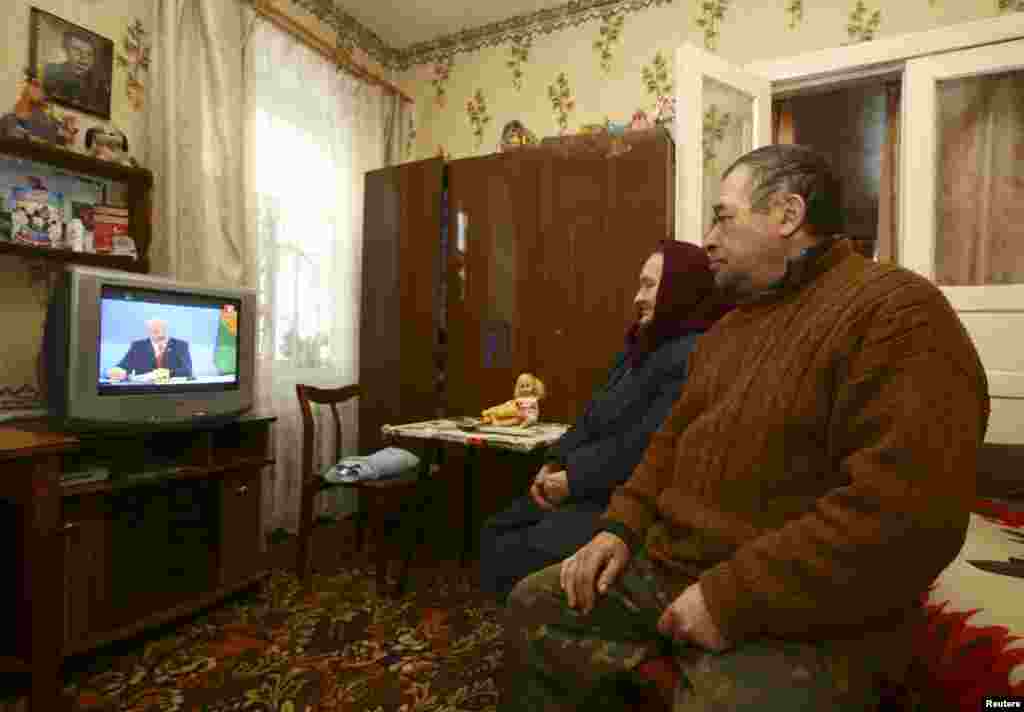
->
[935, 70, 1024, 286]
[247, 13, 397, 537]
[381, 93, 413, 166]
[147, 0, 254, 286]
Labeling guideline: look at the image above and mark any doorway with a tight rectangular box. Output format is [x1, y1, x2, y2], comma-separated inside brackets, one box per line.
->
[772, 73, 902, 262]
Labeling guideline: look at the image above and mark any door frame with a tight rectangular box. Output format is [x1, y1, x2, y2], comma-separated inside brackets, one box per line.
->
[742, 12, 1024, 93]
[673, 14, 1024, 249]
[674, 44, 772, 246]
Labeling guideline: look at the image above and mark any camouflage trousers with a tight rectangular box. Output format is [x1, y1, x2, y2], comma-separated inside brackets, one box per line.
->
[499, 549, 889, 712]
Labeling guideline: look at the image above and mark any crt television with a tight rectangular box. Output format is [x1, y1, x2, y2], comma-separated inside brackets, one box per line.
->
[45, 265, 258, 427]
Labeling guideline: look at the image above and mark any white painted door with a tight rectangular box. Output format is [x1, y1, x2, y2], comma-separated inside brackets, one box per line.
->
[902, 39, 1024, 445]
[673, 42, 772, 246]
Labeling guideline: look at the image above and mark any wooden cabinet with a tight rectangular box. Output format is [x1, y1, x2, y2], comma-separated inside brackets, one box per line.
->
[359, 128, 674, 440]
[451, 128, 675, 424]
[543, 129, 675, 422]
[219, 468, 264, 586]
[359, 157, 445, 453]
[61, 493, 111, 648]
[0, 414, 275, 711]
[446, 150, 542, 417]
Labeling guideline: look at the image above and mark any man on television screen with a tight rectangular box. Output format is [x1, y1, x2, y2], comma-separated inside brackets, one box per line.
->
[107, 318, 193, 382]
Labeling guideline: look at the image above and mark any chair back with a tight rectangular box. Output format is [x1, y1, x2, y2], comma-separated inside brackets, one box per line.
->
[295, 383, 360, 484]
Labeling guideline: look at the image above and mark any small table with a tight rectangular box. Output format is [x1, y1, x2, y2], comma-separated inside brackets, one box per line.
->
[382, 420, 569, 565]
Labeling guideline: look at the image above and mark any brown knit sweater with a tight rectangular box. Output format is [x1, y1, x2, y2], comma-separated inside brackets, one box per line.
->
[601, 238, 990, 646]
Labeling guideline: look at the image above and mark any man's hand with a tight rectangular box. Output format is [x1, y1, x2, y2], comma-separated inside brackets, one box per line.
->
[107, 366, 127, 382]
[656, 583, 731, 652]
[560, 532, 630, 615]
[529, 463, 569, 510]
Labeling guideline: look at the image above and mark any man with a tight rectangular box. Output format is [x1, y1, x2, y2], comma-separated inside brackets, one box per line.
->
[108, 318, 193, 381]
[43, 29, 111, 111]
[500, 144, 990, 710]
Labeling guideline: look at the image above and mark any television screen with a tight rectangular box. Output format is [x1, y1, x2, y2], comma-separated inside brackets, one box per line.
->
[98, 285, 241, 395]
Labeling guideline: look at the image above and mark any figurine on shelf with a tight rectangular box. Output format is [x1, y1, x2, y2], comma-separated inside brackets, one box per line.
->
[629, 109, 654, 132]
[0, 70, 60, 143]
[606, 117, 628, 136]
[85, 125, 134, 165]
[498, 120, 538, 152]
[481, 373, 546, 427]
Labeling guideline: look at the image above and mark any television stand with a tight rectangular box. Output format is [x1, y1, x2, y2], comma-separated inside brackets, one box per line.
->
[0, 413, 276, 712]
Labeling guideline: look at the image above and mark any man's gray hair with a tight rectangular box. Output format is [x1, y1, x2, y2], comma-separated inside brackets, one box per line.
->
[722, 144, 844, 238]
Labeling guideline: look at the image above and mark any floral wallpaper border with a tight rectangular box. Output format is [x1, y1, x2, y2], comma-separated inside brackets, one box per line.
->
[287, 0, 400, 67]
[395, 0, 675, 69]
[282, 0, 678, 71]
[280, 0, 1021, 77]
[279, 0, 1020, 75]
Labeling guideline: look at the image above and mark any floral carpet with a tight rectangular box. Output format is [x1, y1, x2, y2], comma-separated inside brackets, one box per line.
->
[59, 559, 503, 712]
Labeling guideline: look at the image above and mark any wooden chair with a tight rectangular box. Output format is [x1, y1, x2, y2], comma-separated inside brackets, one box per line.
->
[295, 383, 427, 596]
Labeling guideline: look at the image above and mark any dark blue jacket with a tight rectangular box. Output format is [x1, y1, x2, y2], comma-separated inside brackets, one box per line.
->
[117, 337, 193, 379]
[545, 331, 701, 509]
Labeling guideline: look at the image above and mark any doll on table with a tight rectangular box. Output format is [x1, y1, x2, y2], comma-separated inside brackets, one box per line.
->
[481, 373, 546, 427]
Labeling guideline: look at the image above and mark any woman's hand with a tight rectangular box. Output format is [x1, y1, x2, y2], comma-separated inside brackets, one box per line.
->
[528, 462, 557, 508]
[529, 466, 570, 510]
[560, 532, 630, 615]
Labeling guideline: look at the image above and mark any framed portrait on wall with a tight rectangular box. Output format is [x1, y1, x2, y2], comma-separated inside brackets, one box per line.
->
[28, 7, 113, 120]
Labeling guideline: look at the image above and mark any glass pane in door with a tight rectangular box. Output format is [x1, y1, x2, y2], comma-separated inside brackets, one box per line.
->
[701, 76, 754, 237]
[934, 69, 1024, 286]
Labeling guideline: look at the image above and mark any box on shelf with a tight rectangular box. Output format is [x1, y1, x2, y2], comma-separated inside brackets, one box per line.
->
[93, 221, 129, 253]
[93, 204, 129, 218]
[10, 186, 65, 248]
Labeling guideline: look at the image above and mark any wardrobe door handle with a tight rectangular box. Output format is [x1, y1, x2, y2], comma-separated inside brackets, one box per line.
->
[236, 484, 249, 496]
[63, 521, 80, 533]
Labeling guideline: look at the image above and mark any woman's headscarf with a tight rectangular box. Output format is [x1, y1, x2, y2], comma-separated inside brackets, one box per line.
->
[623, 239, 733, 368]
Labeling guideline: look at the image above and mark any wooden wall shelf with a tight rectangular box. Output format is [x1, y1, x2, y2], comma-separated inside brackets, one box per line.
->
[0, 135, 155, 274]
[0, 136, 153, 186]
[0, 239, 148, 273]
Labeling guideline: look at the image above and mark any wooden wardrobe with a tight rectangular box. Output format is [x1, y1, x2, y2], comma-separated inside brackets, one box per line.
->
[359, 127, 675, 452]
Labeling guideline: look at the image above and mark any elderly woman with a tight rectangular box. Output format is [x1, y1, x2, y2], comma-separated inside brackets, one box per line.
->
[479, 239, 731, 601]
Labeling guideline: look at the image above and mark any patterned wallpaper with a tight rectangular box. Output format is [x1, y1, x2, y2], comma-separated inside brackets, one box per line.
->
[392, 0, 1020, 162]
[1, 0, 155, 417]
